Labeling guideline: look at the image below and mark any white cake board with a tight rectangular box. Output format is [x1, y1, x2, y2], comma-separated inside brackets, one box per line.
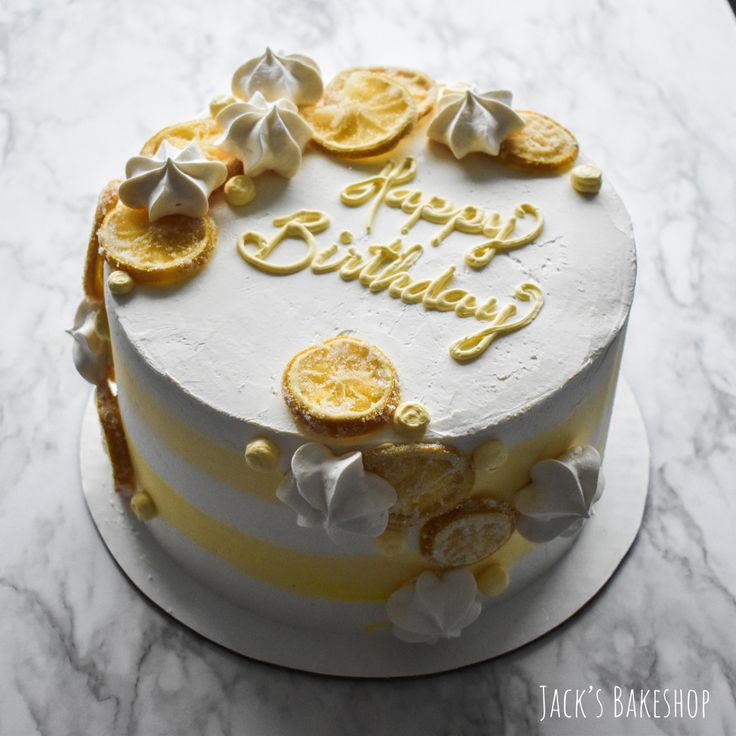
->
[79, 379, 649, 678]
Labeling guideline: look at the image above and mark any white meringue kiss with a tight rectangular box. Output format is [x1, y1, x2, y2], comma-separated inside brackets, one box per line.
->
[231, 47, 323, 105]
[215, 92, 312, 178]
[428, 89, 524, 158]
[67, 298, 111, 385]
[515, 445, 604, 543]
[276, 443, 396, 545]
[386, 569, 482, 644]
[119, 140, 227, 221]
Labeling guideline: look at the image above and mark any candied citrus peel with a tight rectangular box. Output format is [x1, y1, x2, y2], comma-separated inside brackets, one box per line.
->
[282, 336, 400, 437]
[83, 180, 121, 301]
[500, 110, 578, 172]
[363, 442, 473, 529]
[420, 497, 516, 567]
[141, 118, 241, 178]
[325, 66, 437, 119]
[96, 381, 136, 499]
[98, 203, 217, 285]
[304, 71, 417, 157]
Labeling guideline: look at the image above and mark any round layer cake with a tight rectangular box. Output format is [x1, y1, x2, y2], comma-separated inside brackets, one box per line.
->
[73, 53, 636, 644]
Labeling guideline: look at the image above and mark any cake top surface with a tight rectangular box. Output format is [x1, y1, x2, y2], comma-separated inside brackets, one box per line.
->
[103, 58, 636, 442]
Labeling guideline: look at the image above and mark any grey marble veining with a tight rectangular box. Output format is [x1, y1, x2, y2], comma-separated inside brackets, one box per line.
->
[1, 0, 735, 734]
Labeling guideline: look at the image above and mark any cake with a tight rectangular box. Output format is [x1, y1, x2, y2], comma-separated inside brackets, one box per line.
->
[70, 49, 636, 646]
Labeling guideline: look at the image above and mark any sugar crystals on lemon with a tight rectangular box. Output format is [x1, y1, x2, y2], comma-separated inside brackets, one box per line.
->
[282, 336, 400, 437]
[305, 71, 417, 157]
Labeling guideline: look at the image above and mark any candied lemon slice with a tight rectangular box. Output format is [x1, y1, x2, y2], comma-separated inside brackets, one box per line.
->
[325, 67, 437, 118]
[83, 180, 120, 300]
[141, 118, 241, 178]
[500, 110, 578, 172]
[99, 204, 217, 285]
[96, 381, 135, 499]
[420, 497, 516, 567]
[305, 71, 417, 157]
[363, 443, 472, 529]
[283, 336, 399, 437]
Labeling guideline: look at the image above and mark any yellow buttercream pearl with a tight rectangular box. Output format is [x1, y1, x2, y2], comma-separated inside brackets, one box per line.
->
[108, 270, 134, 295]
[244, 437, 280, 472]
[472, 438, 508, 474]
[476, 564, 509, 595]
[393, 401, 431, 437]
[225, 175, 256, 207]
[131, 490, 157, 521]
[209, 93, 236, 118]
[339, 230, 354, 245]
[570, 164, 603, 194]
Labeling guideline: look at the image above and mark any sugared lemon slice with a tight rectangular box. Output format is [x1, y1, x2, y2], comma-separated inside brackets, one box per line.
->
[325, 67, 437, 118]
[83, 180, 120, 300]
[98, 204, 217, 285]
[96, 382, 136, 499]
[282, 336, 400, 437]
[500, 110, 578, 172]
[363, 443, 472, 529]
[141, 118, 241, 178]
[305, 71, 417, 157]
[420, 497, 516, 567]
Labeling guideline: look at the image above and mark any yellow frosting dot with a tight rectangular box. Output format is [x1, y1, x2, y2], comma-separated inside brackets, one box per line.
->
[107, 270, 134, 295]
[244, 437, 280, 472]
[339, 230, 354, 245]
[131, 490, 157, 521]
[472, 438, 508, 473]
[375, 528, 408, 556]
[393, 401, 431, 437]
[476, 564, 509, 595]
[570, 164, 603, 194]
[224, 175, 256, 207]
[209, 93, 236, 118]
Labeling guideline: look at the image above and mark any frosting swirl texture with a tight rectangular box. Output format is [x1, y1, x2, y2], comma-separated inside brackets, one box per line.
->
[515, 445, 604, 543]
[216, 92, 312, 178]
[428, 90, 524, 158]
[386, 569, 482, 644]
[276, 443, 397, 544]
[68, 298, 111, 385]
[119, 140, 227, 221]
[231, 47, 323, 105]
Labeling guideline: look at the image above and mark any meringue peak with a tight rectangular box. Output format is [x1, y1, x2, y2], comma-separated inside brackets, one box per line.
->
[68, 298, 111, 385]
[232, 48, 324, 105]
[276, 443, 397, 545]
[118, 139, 227, 221]
[515, 445, 604, 543]
[386, 569, 482, 644]
[428, 89, 524, 159]
[215, 92, 312, 178]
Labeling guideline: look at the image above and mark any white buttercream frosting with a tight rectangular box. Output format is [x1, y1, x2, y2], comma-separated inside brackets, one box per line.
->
[515, 445, 604, 543]
[215, 92, 312, 179]
[68, 298, 111, 385]
[231, 47, 323, 105]
[276, 443, 397, 545]
[386, 569, 482, 644]
[118, 140, 227, 221]
[427, 90, 524, 158]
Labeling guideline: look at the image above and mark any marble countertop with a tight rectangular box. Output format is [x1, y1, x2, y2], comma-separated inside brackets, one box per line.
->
[2, 0, 735, 734]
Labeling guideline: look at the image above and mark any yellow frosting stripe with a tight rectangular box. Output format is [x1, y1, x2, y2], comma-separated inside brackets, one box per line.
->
[128, 440, 534, 601]
[116, 345, 618, 509]
[471, 347, 623, 501]
[115, 364, 283, 501]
